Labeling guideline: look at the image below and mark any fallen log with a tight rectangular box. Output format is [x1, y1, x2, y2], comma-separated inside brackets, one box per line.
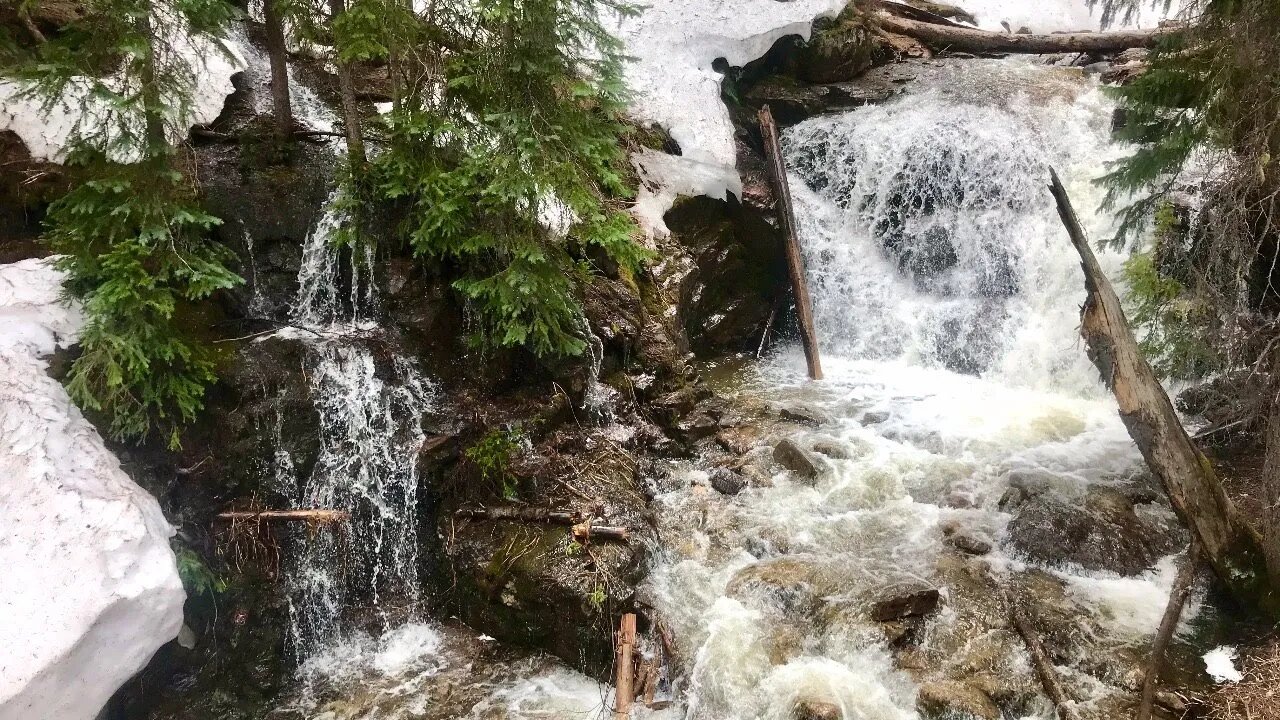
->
[1137, 541, 1201, 720]
[216, 510, 349, 524]
[614, 613, 637, 720]
[1009, 595, 1076, 720]
[759, 105, 823, 380]
[874, 11, 1172, 54]
[454, 506, 584, 525]
[1050, 169, 1276, 614]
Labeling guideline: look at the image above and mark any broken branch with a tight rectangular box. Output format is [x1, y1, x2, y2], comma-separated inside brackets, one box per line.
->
[216, 510, 350, 524]
[1009, 595, 1076, 720]
[1137, 541, 1202, 720]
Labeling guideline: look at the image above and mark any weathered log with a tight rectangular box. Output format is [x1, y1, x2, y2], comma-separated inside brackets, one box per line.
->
[758, 105, 823, 380]
[573, 521, 631, 543]
[454, 506, 584, 525]
[1009, 595, 1076, 720]
[1137, 541, 1201, 720]
[1050, 169, 1275, 613]
[217, 510, 350, 524]
[877, 0, 970, 27]
[614, 613, 637, 720]
[874, 10, 1171, 54]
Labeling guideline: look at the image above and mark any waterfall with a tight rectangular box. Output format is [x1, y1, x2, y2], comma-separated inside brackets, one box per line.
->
[641, 60, 1185, 720]
[275, 188, 434, 665]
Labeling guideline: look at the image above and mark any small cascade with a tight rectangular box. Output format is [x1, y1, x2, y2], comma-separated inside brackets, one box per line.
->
[580, 319, 618, 425]
[275, 188, 434, 665]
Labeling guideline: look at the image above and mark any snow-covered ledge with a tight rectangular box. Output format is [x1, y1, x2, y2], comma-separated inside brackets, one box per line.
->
[0, 259, 185, 720]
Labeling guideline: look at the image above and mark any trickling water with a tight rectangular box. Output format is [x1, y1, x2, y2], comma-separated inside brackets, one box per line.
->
[641, 60, 1194, 720]
[275, 188, 434, 665]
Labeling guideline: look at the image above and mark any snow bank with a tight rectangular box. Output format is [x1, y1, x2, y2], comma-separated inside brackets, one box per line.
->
[0, 258, 185, 720]
[613, 0, 846, 237]
[0, 30, 243, 162]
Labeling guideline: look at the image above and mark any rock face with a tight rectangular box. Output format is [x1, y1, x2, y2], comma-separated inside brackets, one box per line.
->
[0, 259, 185, 720]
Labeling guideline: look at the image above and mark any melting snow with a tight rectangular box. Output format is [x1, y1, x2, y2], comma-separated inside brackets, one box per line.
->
[0, 258, 185, 720]
[1204, 646, 1244, 684]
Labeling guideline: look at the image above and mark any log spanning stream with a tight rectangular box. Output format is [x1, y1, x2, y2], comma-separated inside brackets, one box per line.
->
[269, 60, 1203, 720]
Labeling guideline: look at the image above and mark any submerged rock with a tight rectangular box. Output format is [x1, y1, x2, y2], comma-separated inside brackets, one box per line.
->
[779, 403, 834, 426]
[793, 699, 841, 720]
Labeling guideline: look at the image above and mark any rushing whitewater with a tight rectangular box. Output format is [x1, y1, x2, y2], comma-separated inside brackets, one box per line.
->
[640, 60, 1190, 720]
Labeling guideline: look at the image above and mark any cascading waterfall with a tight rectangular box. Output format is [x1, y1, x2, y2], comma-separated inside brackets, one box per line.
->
[641, 60, 1187, 720]
[275, 189, 434, 665]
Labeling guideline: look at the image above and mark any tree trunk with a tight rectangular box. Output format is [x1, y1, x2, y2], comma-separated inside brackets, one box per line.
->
[874, 10, 1171, 54]
[759, 105, 823, 380]
[327, 0, 367, 168]
[262, 0, 293, 143]
[1262, 402, 1280, 582]
[1049, 169, 1276, 614]
[137, 11, 167, 153]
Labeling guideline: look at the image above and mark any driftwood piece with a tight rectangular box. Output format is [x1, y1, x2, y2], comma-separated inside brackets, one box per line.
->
[614, 613, 637, 720]
[758, 105, 823, 380]
[1049, 168, 1273, 612]
[573, 520, 631, 543]
[1009, 595, 1075, 720]
[874, 10, 1171, 54]
[1137, 541, 1202, 720]
[216, 509, 349, 524]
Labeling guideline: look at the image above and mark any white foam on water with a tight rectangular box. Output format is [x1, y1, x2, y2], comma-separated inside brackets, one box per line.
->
[1203, 646, 1243, 683]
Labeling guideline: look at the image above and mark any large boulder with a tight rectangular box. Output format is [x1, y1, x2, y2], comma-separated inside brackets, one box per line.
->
[1005, 486, 1182, 575]
[0, 259, 185, 720]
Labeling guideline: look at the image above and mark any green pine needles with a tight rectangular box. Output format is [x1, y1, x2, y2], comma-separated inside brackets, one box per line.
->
[10, 0, 242, 445]
[340, 0, 648, 357]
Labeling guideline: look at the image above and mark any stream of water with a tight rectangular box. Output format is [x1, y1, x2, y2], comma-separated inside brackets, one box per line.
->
[261, 54, 1193, 720]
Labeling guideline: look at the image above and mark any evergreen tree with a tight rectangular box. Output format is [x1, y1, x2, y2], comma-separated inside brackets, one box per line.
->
[15, 0, 242, 446]
[334, 0, 647, 357]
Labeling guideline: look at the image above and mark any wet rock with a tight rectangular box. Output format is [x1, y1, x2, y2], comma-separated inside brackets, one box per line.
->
[860, 410, 890, 426]
[997, 486, 1026, 511]
[780, 404, 833, 426]
[916, 680, 999, 720]
[716, 425, 763, 455]
[710, 467, 748, 496]
[793, 700, 841, 720]
[675, 412, 720, 443]
[1006, 486, 1182, 575]
[774, 438, 824, 481]
[870, 585, 941, 621]
[795, 8, 883, 84]
[942, 524, 993, 556]
[727, 558, 825, 618]
[811, 440, 851, 460]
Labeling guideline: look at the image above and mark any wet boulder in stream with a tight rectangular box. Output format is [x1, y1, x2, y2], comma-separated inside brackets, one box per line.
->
[774, 438, 825, 481]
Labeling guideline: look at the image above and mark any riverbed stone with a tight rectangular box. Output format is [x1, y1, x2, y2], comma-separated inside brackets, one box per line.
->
[710, 467, 748, 496]
[869, 585, 941, 621]
[793, 700, 841, 720]
[774, 438, 824, 480]
[1006, 486, 1181, 575]
[780, 403, 834, 426]
[916, 680, 1000, 720]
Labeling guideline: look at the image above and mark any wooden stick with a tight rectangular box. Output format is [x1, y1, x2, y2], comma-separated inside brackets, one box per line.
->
[1137, 541, 1202, 720]
[614, 613, 637, 720]
[758, 105, 823, 380]
[873, 10, 1172, 54]
[216, 510, 349, 524]
[1009, 595, 1075, 720]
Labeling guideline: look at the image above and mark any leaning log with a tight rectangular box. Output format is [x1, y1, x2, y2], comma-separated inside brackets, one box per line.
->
[1137, 541, 1201, 720]
[759, 105, 824, 380]
[216, 510, 350, 524]
[1049, 169, 1275, 613]
[874, 11, 1171, 54]
[454, 506, 584, 525]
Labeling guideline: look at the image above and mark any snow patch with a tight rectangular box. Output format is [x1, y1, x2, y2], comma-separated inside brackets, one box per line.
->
[1204, 646, 1244, 684]
[0, 258, 185, 720]
[0, 28, 243, 162]
[613, 0, 846, 237]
